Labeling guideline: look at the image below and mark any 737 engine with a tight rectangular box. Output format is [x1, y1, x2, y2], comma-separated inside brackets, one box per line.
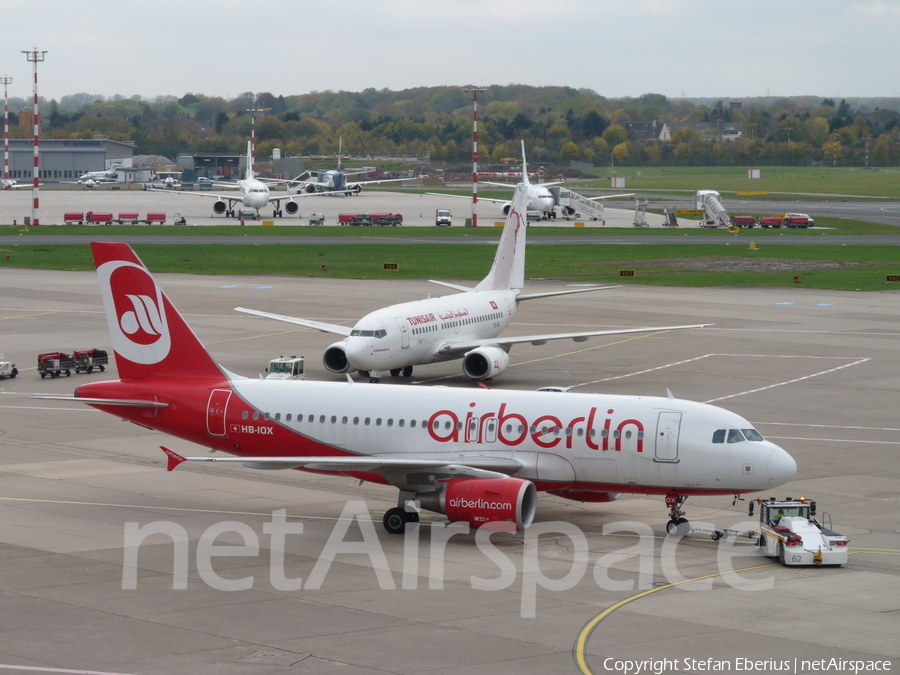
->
[418, 477, 536, 531]
[213, 200, 228, 215]
[462, 345, 510, 380]
[323, 342, 352, 373]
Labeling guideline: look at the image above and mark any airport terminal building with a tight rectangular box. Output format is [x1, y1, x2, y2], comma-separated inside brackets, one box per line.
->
[4, 138, 136, 182]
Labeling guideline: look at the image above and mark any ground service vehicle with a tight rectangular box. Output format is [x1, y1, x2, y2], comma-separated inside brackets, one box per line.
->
[752, 497, 848, 566]
[731, 216, 756, 228]
[309, 213, 325, 225]
[264, 355, 306, 380]
[0, 356, 17, 380]
[758, 217, 783, 228]
[783, 213, 813, 228]
[435, 209, 452, 226]
[86, 212, 114, 224]
[38, 352, 76, 378]
[73, 349, 108, 374]
[64, 212, 84, 224]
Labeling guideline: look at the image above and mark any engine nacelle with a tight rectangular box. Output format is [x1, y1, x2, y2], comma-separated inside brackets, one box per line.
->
[284, 201, 299, 215]
[213, 200, 227, 215]
[322, 341, 352, 373]
[501, 202, 512, 216]
[305, 184, 318, 194]
[462, 345, 509, 380]
[351, 184, 362, 195]
[418, 478, 536, 531]
[548, 489, 622, 503]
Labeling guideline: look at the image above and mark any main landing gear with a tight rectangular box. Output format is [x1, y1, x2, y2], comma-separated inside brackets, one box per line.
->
[665, 494, 690, 537]
[383, 491, 420, 534]
[389, 366, 414, 378]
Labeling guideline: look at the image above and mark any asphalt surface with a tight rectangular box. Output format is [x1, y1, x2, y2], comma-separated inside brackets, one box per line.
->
[0, 270, 897, 674]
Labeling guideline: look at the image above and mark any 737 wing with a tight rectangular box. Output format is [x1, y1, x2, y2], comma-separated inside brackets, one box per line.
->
[235, 307, 353, 336]
[431, 324, 712, 358]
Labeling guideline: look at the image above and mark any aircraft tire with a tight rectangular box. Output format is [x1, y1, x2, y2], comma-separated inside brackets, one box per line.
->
[402, 366, 413, 377]
[390, 368, 402, 377]
[383, 508, 408, 535]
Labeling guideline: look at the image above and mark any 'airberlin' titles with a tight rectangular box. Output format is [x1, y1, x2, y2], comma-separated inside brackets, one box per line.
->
[427, 402, 645, 452]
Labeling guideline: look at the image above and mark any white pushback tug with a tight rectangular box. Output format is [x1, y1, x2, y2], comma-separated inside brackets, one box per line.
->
[752, 497, 849, 566]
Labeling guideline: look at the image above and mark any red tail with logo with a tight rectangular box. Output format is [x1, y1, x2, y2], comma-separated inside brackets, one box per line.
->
[92, 242, 223, 381]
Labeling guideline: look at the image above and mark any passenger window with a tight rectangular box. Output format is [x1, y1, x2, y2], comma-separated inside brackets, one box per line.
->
[398, 419, 405, 427]
[365, 417, 371, 425]
[712, 429, 726, 443]
[308, 415, 314, 423]
[387, 419, 393, 427]
[275, 413, 281, 421]
[286, 414, 292, 422]
[242, 411, 248, 420]
[727, 429, 745, 443]
[410, 419, 416, 428]
[330, 415, 336, 424]
[342, 416, 348, 424]
[353, 417, 359, 425]
[319, 415, 325, 424]
[264, 412, 270, 421]
[253, 412, 259, 421]
[376, 418, 382, 426]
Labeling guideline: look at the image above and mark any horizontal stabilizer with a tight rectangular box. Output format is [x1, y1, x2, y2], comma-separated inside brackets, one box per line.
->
[35, 395, 169, 408]
[428, 280, 475, 293]
[517, 285, 620, 301]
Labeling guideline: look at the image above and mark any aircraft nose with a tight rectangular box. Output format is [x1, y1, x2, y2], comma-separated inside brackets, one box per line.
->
[344, 337, 370, 366]
[767, 447, 797, 486]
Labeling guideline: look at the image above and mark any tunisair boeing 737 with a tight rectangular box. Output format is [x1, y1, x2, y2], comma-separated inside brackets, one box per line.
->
[237, 143, 707, 383]
[41, 242, 797, 535]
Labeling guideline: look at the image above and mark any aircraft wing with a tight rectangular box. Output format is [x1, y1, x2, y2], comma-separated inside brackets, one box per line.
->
[432, 324, 713, 357]
[146, 187, 239, 200]
[347, 176, 424, 188]
[163, 447, 522, 478]
[426, 192, 510, 205]
[586, 192, 635, 201]
[235, 307, 353, 337]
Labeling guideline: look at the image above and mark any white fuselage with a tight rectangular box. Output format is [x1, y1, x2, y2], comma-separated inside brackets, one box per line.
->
[343, 290, 517, 371]
[216, 380, 796, 496]
[237, 177, 271, 209]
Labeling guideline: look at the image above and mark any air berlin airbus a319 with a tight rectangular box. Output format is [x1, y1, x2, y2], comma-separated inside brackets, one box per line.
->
[39, 242, 797, 535]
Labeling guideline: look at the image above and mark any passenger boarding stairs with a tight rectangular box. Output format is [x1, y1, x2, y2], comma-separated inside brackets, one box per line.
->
[696, 189, 731, 228]
[550, 187, 606, 221]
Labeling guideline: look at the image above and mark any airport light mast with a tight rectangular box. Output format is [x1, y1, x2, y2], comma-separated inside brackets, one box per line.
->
[22, 49, 46, 225]
[2, 76, 11, 189]
[463, 87, 486, 228]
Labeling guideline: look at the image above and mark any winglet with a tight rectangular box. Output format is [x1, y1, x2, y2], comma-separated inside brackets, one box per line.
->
[162, 446, 187, 472]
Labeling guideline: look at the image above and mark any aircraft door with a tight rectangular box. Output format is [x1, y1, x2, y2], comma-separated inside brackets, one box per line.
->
[207, 389, 232, 437]
[394, 317, 410, 349]
[655, 412, 682, 462]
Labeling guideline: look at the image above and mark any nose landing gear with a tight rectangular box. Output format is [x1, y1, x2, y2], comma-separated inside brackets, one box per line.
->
[665, 494, 690, 537]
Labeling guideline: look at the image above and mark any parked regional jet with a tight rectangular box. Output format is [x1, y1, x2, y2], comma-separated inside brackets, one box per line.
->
[43, 241, 797, 535]
[429, 144, 631, 219]
[237, 148, 708, 383]
[289, 137, 422, 195]
[152, 142, 302, 218]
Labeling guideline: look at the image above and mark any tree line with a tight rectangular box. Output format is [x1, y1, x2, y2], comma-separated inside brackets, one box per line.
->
[5, 86, 899, 168]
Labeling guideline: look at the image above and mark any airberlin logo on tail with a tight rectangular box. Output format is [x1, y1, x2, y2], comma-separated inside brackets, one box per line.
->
[97, 260, 171, 365]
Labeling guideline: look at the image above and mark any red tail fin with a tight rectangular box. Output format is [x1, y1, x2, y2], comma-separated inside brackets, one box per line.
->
[92, 242, 223, 381]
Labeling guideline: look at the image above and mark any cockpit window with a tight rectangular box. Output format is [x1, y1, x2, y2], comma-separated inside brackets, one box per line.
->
[727, 429, 746, 443]
[712, 429, 726, 444]
[742, 428, 764, 442]
[350, 329, 386, 339]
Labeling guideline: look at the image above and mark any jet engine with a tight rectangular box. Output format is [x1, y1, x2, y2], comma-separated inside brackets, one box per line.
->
[548, 489, 622, 503]
[462, 346, 509, 380]
[501, 202, 512, 216]
[322, 341, 352, 373]
[417, 477, 536, 531]
[284, 201, 299, 215]
[305, 184, 318, 194]
[213, 200, 227, 215]
[351, 184, 362, 195]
